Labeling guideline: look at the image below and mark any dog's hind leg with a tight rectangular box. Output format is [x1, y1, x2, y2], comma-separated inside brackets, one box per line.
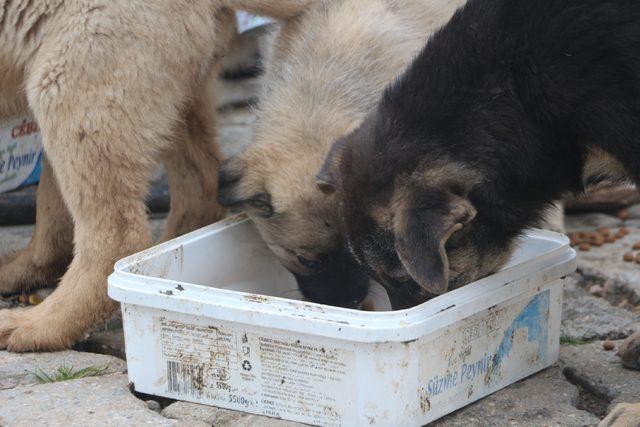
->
[0, 156, 73, 294]
[0, 97, 163, 350]
[160, 76, 227, 241]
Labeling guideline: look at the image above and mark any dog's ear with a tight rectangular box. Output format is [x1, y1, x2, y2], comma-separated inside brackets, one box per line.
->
[392, 188, 476, 295]
[218, 156, 273, 217]
[316, 137, 348, 194]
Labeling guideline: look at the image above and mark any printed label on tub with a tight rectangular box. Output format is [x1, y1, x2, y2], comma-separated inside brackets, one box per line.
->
[158, 319, 354, 426]
[0, 115, 43, 193]
[418, 290, 552, 416]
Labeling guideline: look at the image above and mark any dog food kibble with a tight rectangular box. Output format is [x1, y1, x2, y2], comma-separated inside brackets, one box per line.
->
[28, 294, 42, 305]
[616, 230, 627, 239]
[578, 243, 591, 251]
[617, 209, 630, 220]
[633, 242, 640, 250]
[624, 252, 635, 262]
[620, 227, 630, 235]
[605, 234, 617, 243]
[598, 227, 611, 234]
[591, 234, 605, 246]
[602, 340, 615, 351]
[569, 233, 580, 246]
[635, 253, 640, 264]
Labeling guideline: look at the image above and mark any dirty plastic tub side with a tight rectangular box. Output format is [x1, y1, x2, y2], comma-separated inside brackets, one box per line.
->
[109, 217, 576, 426]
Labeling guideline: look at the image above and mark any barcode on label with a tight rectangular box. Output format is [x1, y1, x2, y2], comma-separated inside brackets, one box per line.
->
[166, 361, 204, 397]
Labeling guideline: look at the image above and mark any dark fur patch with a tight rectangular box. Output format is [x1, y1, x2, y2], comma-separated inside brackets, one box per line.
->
[294, 250, 370, 309]
[330, 0, 640, 306]
[217, 158, 273, 217]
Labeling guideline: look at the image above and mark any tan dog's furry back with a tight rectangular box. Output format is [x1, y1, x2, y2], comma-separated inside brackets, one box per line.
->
[0, 0, 313, 351]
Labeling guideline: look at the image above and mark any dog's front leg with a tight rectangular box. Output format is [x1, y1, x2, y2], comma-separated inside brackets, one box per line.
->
[0, 116, 154, 350]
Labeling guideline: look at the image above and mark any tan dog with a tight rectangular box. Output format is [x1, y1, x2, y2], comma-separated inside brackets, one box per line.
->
[218, 0, 474, 307]
[0, 0, 314, 351]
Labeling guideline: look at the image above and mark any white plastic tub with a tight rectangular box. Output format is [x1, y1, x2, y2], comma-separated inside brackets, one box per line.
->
[108, 215, 576, 426]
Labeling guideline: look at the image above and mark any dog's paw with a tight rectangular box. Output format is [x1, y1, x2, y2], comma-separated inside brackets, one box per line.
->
[599, 402, 640, 427]
[618, 332, 640, 370]
[0, 250, 66, 295]
[0, 307, 73, 352]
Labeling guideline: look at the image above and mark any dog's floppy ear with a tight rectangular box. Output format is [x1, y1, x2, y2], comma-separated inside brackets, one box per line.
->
[316, 137, 348, 194]
[392, 188, 476, 295]
[218, 156, 273, 217]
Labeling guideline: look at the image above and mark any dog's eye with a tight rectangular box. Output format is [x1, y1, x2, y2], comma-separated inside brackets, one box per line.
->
[297, 255, 327, 271]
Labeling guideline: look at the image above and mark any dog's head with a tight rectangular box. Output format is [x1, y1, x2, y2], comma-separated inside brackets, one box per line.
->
[317, 115, 513, 305]
[218, 143, 370, 309]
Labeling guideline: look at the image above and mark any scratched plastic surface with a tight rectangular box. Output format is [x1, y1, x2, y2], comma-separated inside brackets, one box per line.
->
[109, 215, 576, 426]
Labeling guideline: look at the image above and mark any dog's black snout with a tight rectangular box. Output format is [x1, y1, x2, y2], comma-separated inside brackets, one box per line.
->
[293, 251, 370, 309]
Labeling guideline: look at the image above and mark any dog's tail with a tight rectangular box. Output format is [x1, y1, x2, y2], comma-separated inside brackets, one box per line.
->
[221, 0, 314, 20]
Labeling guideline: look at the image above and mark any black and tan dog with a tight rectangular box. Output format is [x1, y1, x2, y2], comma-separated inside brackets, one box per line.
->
[319, 0, 640, 420]
[320, 0, 640, 304]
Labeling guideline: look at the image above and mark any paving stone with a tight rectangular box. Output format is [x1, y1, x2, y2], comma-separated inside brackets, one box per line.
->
[560, 340, 640, 413]
[0, 373, 185, 426]
[561, 275, 640, 341]
[0, 350, 125, 390]
[161, 401, 304, 426]
[435, 367, 599, 426]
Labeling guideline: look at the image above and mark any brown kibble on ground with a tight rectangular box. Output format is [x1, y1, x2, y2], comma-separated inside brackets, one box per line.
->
[624, 252, 635, 262]
[591, 234, 605, 246]
[598, 227, 611, 234]
[617, 208, 630, 220]
[605, 233, 617, 243]
[620, 227, 630, 235]
[579, 243, 591, 251]
[569, 232, 581, 246]
[28, 294, 42, 305]
[635, 253, 640, 264]
[602, 340, 616, 351]
[633, 242, 640, 250]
